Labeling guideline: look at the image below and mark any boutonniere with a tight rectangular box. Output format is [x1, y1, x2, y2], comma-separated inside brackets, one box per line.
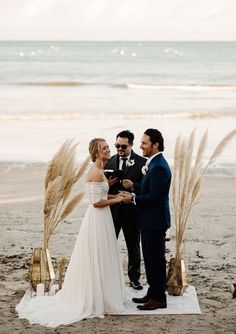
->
[141, 165, 149, 175]
[127, 159, 135, 167]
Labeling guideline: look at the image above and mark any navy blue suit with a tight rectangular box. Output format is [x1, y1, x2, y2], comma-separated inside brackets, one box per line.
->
[135, 153, 171, 303]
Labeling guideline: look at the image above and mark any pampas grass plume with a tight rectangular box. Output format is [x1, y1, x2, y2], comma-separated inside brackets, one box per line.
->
[43, 140, 89, 249]
[172, 128, 236, 260]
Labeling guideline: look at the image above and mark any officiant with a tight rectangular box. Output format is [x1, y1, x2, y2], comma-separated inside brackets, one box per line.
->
[105, 130, 146, 290]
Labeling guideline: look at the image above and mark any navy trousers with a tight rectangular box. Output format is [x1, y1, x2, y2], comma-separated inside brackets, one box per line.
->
[141, 229, 167, 304]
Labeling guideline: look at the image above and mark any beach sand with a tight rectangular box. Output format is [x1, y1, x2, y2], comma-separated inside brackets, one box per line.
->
[0, 163, 235, 333]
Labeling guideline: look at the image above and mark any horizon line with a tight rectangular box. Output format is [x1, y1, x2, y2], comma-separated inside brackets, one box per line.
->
[1, 39, 236, 42]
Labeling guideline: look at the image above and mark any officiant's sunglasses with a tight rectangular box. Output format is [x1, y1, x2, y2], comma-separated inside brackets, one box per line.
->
[115, 143, 129, 150]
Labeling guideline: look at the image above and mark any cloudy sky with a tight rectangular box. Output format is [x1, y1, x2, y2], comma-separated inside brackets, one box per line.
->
[0, 0, 236, 40]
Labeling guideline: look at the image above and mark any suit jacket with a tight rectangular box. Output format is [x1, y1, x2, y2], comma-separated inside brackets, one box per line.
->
[105, 150, 146, 221]
[135, 153, 171, 231]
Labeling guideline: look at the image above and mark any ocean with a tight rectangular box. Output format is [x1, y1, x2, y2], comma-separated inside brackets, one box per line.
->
[0, 41, 235, 175]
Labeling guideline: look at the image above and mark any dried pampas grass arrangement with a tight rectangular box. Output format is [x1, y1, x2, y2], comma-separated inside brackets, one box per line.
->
[28, 140, 89, 291]
[168, 128, 236, 295]
[44, 139, 90, 249]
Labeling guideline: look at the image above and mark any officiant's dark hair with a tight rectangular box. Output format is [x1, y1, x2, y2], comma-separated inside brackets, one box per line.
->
[116, 130, 134, 144]
[144, 128, 164, 151]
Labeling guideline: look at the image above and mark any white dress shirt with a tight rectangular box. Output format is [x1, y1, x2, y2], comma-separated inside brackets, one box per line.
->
[145, 152, 161, 166]
[119, 154, 131, 170]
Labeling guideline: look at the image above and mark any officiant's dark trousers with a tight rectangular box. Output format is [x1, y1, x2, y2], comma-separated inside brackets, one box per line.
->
[141, 229, 167, 304]
[113, 203, 141, 282]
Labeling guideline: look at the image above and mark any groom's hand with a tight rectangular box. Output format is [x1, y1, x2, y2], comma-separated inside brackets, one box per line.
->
[121, 193, 133, 203]
[122, 179, 134, 190]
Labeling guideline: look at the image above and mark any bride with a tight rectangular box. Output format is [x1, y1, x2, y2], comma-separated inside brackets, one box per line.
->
[16, 138, 126, 327]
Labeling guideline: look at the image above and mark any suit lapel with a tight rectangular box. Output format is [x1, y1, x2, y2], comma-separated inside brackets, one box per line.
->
[123, 150, 135, 175]
[106, 155, 119, 170]
[140, 153, 162, 186]
[115, 155, 120, 170]
[148, 153, 162, 168]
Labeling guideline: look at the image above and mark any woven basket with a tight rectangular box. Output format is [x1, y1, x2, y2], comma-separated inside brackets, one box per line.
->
[28, 248, 55, 292]
[167, 258, 189, 296]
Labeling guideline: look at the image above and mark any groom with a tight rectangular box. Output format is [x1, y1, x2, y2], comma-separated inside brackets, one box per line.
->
[123, 128, 171, 310]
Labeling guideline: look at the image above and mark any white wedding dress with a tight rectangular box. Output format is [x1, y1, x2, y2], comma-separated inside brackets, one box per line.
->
[16, 181, 126, 327]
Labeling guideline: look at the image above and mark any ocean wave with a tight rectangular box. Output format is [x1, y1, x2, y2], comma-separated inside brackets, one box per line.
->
[0, 161, 235, 177]
[189, 110, 236, 118]
[8, 82, 236, 91]
[0, 110, 236, 121]
[204, 165, 236, 177]
[17, 81, 83, 87]
[118, 83, 236, 91]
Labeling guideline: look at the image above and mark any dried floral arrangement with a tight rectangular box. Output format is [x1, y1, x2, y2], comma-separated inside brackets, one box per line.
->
[44, 139, 89, 248]
[168, 128, 236, 295]
[29, 140, 89, 291]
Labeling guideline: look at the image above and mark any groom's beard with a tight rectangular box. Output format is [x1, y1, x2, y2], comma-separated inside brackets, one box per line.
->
[142, 147, 156, 158]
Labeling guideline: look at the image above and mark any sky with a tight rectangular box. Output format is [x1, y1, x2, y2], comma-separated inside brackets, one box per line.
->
[0, 0, 236, 41]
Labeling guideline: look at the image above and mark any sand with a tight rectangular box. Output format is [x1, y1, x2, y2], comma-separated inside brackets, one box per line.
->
[0, 163, 236, 333]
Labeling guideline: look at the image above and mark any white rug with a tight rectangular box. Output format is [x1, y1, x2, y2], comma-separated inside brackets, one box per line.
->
[114, 285, 201, 315]
[20, 284, 201, 316]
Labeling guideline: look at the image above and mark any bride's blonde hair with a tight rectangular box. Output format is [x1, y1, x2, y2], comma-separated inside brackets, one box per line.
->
[89, 138, 105, 162]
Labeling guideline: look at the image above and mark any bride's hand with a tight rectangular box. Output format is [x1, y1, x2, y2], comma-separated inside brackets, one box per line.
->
[118, 190, 129, 196]
[115, 194, 125, 203]
[121, 193, 133, 203]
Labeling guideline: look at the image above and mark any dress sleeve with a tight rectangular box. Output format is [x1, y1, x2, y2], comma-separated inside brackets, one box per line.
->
[88, 183, 103, 204]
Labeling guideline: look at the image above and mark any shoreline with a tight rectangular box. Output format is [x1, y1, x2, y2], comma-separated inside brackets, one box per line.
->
[0, 164, 236, 333]
[0, 161, 235, 206]
[0, 160, 235, 178]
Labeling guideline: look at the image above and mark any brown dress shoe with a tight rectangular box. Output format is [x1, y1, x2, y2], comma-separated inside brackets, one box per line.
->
[137, 299, 167, 310]
[132, 295, 150, 304]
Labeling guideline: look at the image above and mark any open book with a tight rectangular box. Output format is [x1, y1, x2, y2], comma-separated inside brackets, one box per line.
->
[104, 169, 124, 180]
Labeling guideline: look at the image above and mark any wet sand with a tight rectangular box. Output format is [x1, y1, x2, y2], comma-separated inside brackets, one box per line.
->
[0, 163, 235, 333]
